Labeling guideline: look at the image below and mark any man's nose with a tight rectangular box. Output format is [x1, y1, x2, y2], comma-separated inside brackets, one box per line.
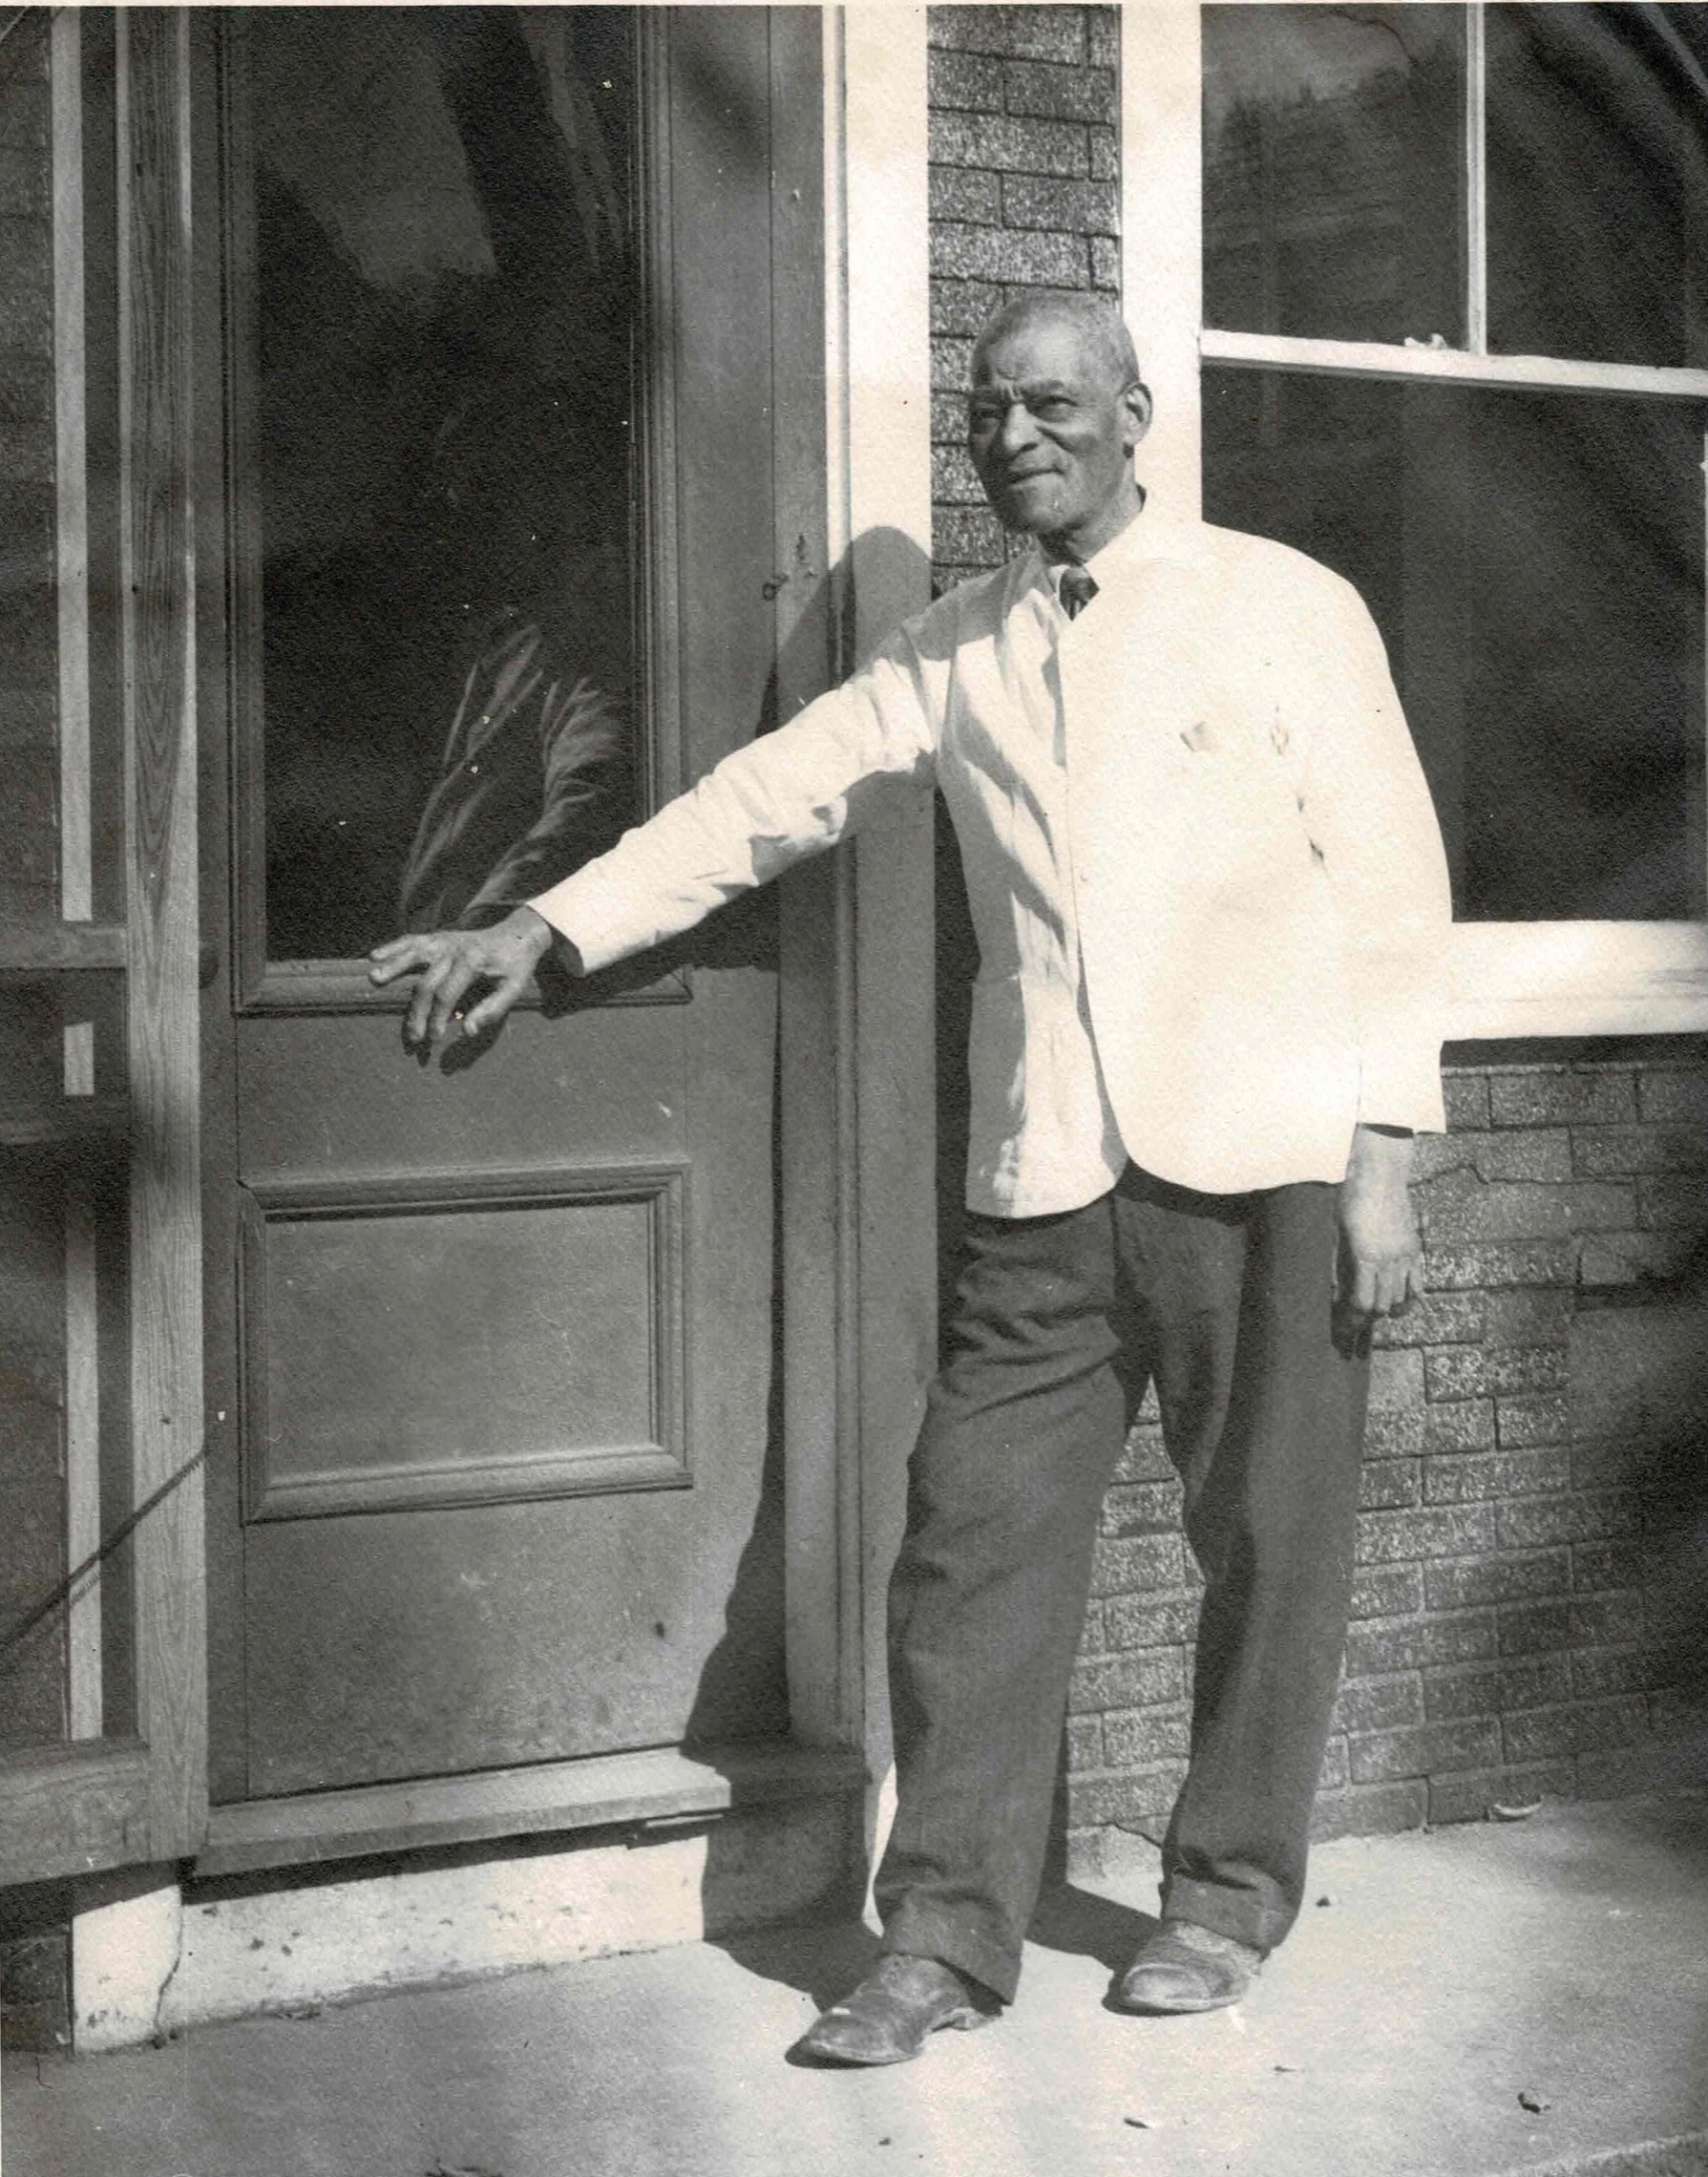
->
[996, 399, 1037, 455]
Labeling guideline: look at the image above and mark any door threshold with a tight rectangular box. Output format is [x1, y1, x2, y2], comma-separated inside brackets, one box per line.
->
[195, 1738, 867, 1882]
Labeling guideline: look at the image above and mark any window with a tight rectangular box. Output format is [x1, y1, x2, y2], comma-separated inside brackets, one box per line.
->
[1126, 4, 1708, 1035]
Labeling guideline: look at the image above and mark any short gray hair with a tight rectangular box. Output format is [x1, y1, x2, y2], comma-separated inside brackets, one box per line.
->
[970, 292, 1143, 391]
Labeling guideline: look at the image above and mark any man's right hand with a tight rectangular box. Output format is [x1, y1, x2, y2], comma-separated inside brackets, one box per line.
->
[368, 905, 559, 1049]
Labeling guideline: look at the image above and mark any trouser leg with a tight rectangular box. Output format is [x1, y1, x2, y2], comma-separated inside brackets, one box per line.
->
[875, 1199, 1127, 2004]
[1117, 1174, 1369, 1956]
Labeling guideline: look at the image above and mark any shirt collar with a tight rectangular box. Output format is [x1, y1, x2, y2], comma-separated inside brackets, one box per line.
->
[1027, 498, 1212, 604]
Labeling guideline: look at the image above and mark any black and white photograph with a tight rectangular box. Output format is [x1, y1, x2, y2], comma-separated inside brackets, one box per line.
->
[2, 6, 1706, 2172]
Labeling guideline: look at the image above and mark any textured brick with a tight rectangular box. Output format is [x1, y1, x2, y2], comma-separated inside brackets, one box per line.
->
[1570, 1305, 1706, 1443]
[1503, 1697, 1648, 1763]
[1364, 1406, 1428, 1458]
[1370, 1290, 1487, 1349]
[1357, 1505, 1499, 1565]
[1101, 1480, 1183, 1536]
[932, 441, 988, 504]
[1413, 1129, 1573, 1185]
[1425, 1344, 1569, 1403]
[1571, 1538, 1649, 1592]
[1090, 1532, 1185, 1596]
[1484, 1289, 1575, 1348]
[1423, 1242, 1576, 1290]
[1003, 58, 1116, 122]
[932, 278, 1004, 335]
[1069, 1647, 1184, 1715]
[1312, 1780, 1430, 1838]
[1113, 1423, 1173, 1483]
[1488, 1068, 1636, 1128]
[1102, 1702, 1191, 1767]
[930, 5, 1087, 64]
[1002, 173, 1119, 234]
[933, 222, 1091, 285]
[1067, 1763, 1186, 1827]
[930, 168, 1002, 226]
[1076, 1600, 1107, 1658]
[1424, 1550, 1571, 1611]
[1570, 1592, 1645, 1647]
[1423, 1446, 1569, 1505]
[1637, 1068, 1708, 1125]
[1423, 1400, 1497, 1452]
[1088, 9, 1121, 70]
[1334, 1674, 1423, 1734]
[1443, 1072, 1491, 1129]
[1349, 1717, 1502, 1783]
[1427, 1763, 1575, 1826]
[1344, 1610, 1496, 1676]
[934, 505, 1005, 563]
[1418, 1178, 1635, 1246]
[1104, 1592, 1197, 1649]
[1318, 1736, 1350, 1791]
[1370, 1345, 1424, 1410]
[1496, 1394, 1570, 1449]
[1497, 1491, 1641, 1551]
[1065, 1714, 1103, 1770]
[932, 388, 972, 442]
[1349, 1565, 1423, 1619]
[1088, 125, 1118, 182]
[1570, 1436, 1643, 1489]
[931, 111, 1090, 177]
[1421, 1656, 1571, 1721]
[1578, 1230, 1702, 1286]
[1573, 1126, 1708, 1177]
[1636, 1173, 1708, 1228]
[1498, 1600, 1571, 1656]
[931, 333, 978, 389]
[928, 47, 1006, 111]
[1571, 1647, 1657, 1699]
[1359, 1459, 1420, 1511]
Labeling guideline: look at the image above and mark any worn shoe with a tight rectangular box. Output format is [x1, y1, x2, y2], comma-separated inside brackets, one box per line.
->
[1116, 1919, 1263, 2015]
[791, 1953, 997, 2065]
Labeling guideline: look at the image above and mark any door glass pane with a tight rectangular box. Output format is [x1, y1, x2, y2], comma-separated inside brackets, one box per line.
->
[1203, 4, 1464, 347]
[1204, 367, 1707, 921]
[242, 8, 640, 964]
[1487, 4, 1708, 370]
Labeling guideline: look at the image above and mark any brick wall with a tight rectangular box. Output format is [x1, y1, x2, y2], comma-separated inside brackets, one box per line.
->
[1063, 1056, 1708, 1871]
[928, 3, 1120, 597]
[923, 6, 1708, 1872]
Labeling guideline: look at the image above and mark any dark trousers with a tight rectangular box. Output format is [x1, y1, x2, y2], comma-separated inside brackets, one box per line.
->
[874, 1164, 1370, 2003]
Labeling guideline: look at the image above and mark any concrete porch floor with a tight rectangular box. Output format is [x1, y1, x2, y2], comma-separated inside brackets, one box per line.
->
[5, 1792, 1707, 2177]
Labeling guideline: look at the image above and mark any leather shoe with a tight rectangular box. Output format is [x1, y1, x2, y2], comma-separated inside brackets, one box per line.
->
[1116, 1919, 1263, 2015]
[792, 1953, 996, 2065]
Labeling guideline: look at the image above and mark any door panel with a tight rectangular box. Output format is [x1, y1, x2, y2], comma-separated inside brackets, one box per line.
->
[202, 8, 800, 1801]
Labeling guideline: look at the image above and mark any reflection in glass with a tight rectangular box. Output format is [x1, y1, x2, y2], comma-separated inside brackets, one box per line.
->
[1487, 5, 1708, 370]
[1204, 368, 1706, 921]
[1203, 5, 1464, 347]
[247, 8, 638, 963]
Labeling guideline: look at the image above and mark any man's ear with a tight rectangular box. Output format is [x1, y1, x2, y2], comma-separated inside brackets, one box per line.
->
[1123, 380, 1153, 453]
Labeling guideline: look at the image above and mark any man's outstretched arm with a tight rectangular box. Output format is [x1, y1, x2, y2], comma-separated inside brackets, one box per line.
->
[369, 625, 939, 1045]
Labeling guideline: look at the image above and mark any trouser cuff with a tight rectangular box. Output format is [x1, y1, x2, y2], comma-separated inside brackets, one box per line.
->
[879, 1906, 1018, 2006]
[1160, 1874, 1295, 1957]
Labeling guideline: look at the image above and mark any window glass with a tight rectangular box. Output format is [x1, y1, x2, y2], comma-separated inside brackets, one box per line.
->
[1203, 367, 1707, 920]
[1203, 4, 1464, 347]
[245, 8, 639, 963]
[1487, 4, 1708, 370]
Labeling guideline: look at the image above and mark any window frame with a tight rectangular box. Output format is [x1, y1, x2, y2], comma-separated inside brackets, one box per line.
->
[1124, 0, 1708, 1039]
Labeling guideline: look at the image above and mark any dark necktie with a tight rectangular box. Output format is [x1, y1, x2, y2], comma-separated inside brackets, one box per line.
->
[1058, 564, 1098, 621]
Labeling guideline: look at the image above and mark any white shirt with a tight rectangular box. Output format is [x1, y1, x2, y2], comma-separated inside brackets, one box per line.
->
[530, 513, 1452, 1215]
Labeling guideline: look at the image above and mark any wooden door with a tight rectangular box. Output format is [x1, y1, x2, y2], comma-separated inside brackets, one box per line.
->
[199, 9, 814, 1807]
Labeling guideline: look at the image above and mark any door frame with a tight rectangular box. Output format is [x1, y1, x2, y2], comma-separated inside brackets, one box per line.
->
[181, 4, 934, 1881]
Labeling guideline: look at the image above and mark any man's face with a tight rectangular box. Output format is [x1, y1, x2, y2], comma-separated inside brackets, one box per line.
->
[966, 316, 1149, 557]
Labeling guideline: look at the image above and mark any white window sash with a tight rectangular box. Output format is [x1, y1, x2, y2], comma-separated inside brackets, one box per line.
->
[1124, 2, 1708, 1040]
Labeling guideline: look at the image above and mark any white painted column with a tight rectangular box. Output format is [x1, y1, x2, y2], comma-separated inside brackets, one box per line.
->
[1121, 3, 1203, 521]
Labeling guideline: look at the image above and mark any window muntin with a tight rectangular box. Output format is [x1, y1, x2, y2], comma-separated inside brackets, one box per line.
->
[1200, 2, 1708, 944]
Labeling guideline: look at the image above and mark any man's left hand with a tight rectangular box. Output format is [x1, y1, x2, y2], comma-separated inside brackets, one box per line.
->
[1336, 1124, 1423, 1349]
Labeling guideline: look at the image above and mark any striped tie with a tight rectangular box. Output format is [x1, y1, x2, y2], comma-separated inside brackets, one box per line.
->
[1058, 564, 1098, 620]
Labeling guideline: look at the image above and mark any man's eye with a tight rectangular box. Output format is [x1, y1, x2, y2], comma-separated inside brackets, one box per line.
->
[1032, 398, 1072, 419]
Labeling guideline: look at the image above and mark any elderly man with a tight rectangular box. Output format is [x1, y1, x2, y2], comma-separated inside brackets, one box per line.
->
[371, 293, 1451, 2064]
